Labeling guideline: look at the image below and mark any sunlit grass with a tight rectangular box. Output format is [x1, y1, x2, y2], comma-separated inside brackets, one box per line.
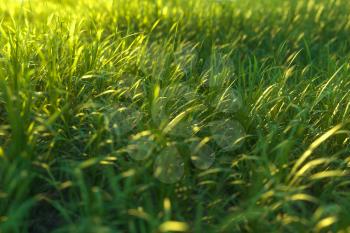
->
[1, 0, 350, 232]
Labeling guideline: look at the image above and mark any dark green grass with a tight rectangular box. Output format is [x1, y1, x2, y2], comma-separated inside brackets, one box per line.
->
[1, 0, 350, 232]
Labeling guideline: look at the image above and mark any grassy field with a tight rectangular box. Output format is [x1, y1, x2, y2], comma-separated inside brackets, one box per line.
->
[1, 0, 350, 232]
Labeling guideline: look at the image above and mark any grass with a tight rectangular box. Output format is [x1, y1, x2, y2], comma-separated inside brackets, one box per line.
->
[0, 0, 350, 232]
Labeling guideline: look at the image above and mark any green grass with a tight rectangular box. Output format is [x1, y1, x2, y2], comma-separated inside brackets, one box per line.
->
[1, 0, 350, 232]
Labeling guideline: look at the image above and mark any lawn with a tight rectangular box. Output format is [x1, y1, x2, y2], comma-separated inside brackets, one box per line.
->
[0, 0, 350, 232]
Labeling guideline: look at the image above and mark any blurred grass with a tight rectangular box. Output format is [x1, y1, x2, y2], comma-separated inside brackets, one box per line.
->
[0, 0, 350, 232]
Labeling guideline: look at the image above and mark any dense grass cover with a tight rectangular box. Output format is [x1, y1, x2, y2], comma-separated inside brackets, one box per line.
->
[1, 0, 350, 232]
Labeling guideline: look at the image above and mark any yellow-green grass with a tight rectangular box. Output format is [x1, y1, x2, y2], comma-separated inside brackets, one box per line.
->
[0, 0, 350, 232]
